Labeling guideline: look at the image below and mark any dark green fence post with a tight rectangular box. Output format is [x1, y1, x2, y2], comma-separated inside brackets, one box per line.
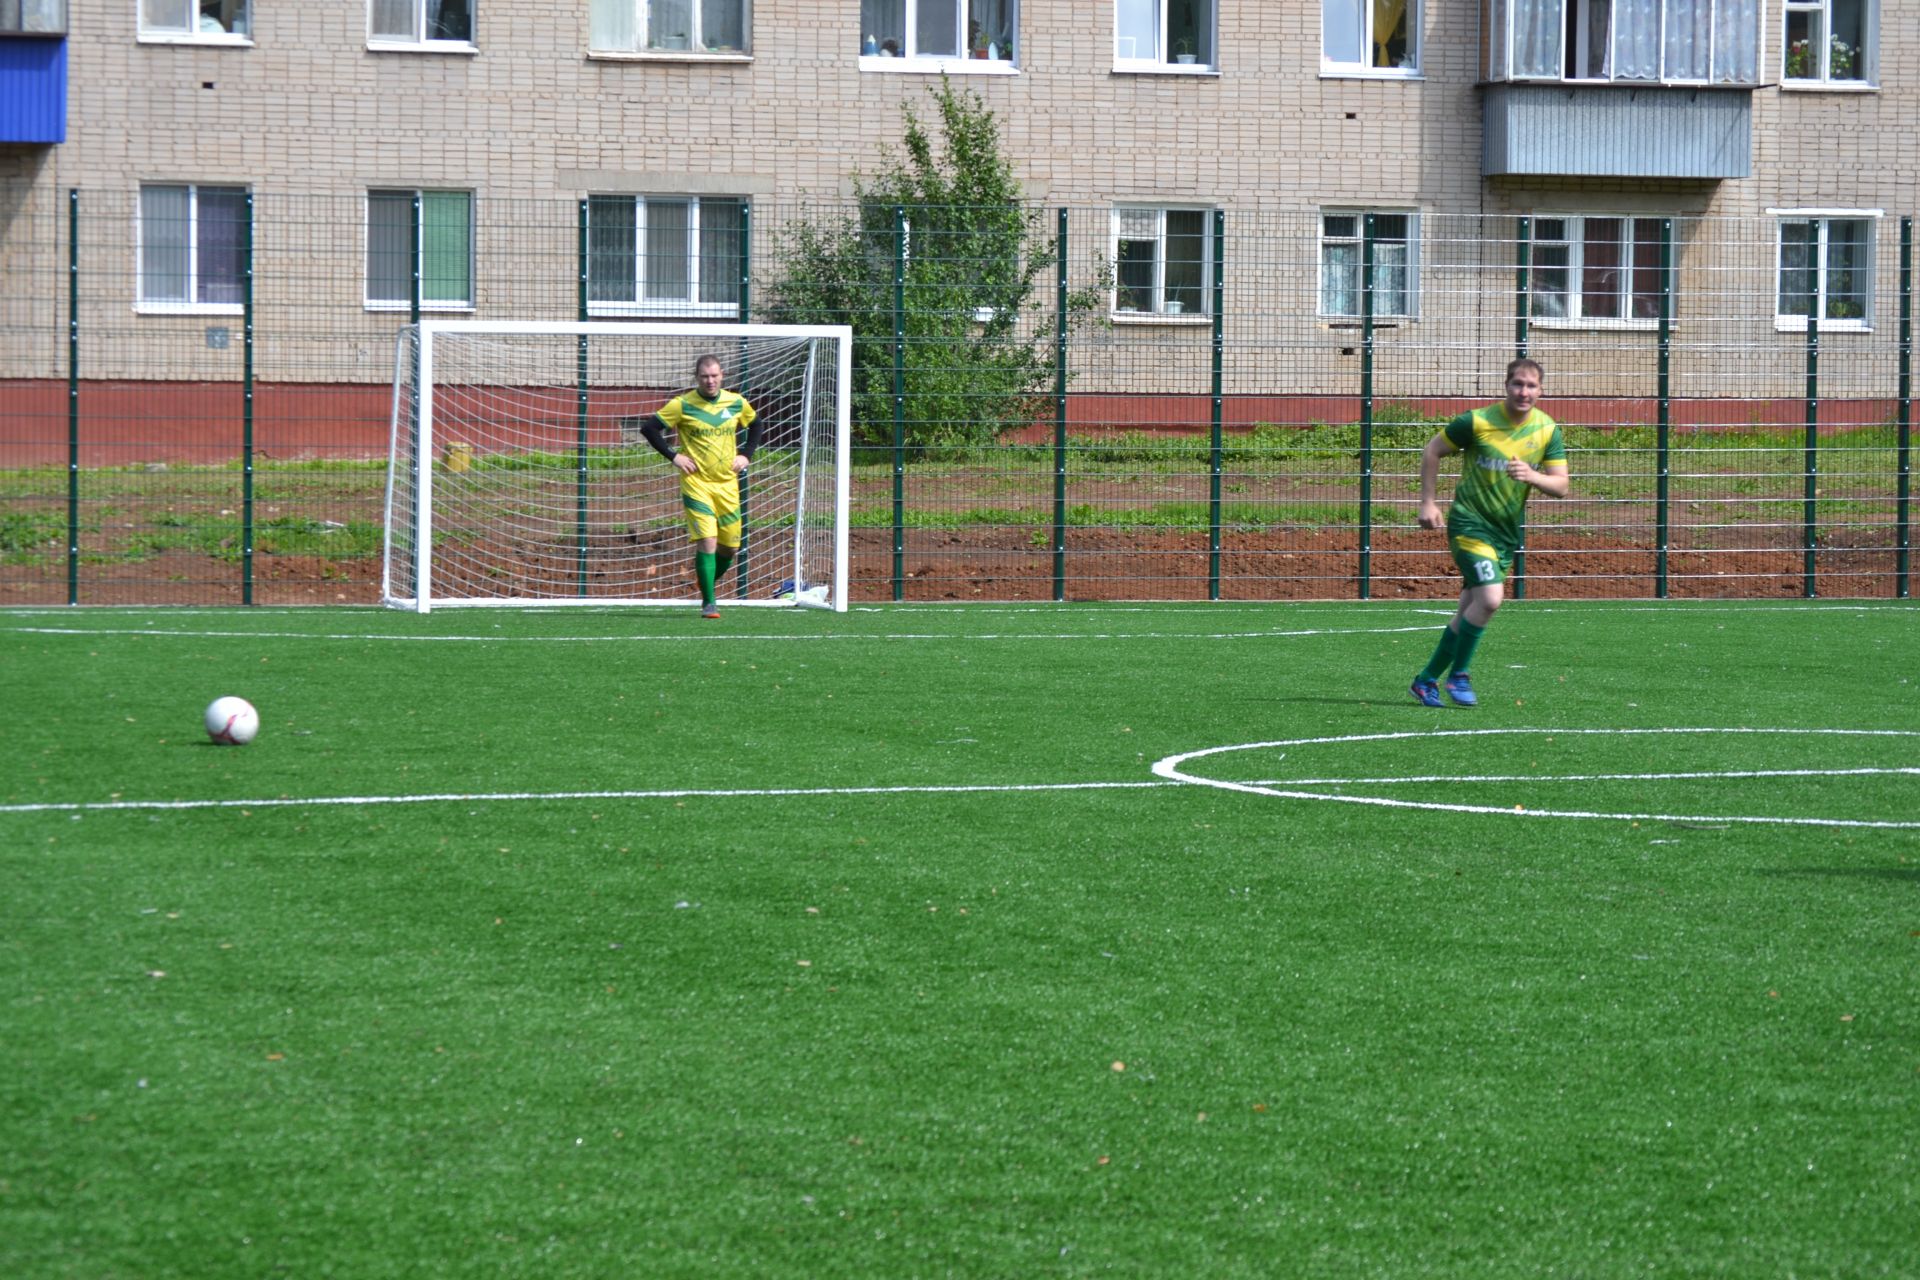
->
[1208, 209, 1225, 601]
[241, 191, 256, 605]
[66, 189, 79, 606]
[1655, 218, 1673, 598]
[410, 191, 422, 326]
[1511, 217, 1530, 599]
[1052, 208, 1068, 602]
[1358, 213, 1376, 600]
[1803, 303, 1820, 598]
[576, 198, 591, 597]
[891, 204, 906, 602]
[735, 202, 753, 597]
[1897, 216, 1911, 599]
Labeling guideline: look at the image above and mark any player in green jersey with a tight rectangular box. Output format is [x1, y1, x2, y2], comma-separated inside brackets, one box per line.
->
[1409, 358, 1569, 708]
[634, 355, 760, 619]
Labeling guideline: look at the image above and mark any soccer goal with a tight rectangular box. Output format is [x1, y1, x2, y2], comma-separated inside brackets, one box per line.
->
[382, 320, 851, 612]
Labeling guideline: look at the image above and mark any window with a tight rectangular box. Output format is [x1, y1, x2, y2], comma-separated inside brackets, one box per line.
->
[586, 196, 744, 315]
[366, 190, 474, 309]
[139, 0, 248, 39]
[1777, 215, 1873, 328]
[1783, 0, 1870, 85]
[591, 0, 749, 53]
[139, 185, 247, 311]
[1112, 208, 1211, 317]
[1114, 0, 1214, 68]
[859, 0, 1015, 63]
[369, 0, 471, 45]
[1319, 212, 1418, 318]
[1531, 216, 1663, 323]
[1486, 0, 1760, 84]
[3, 0, 68, 34]
[1323, 0, 1418, 73]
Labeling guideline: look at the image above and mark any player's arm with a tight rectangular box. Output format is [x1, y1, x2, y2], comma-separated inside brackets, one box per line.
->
[1416, 431, 1458, 530]
[633, 413, 698, 474]
[1506, 458, 1569, 498]
[733, 419, 763, 473]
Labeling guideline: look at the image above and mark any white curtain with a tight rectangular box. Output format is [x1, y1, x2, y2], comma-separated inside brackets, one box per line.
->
[1508, 0, 1562, 78]
[1612, 0, 1659, 79]
[589, 0, 636, 51]
[1711, 0, 1759, 82]
[1664, 0, 1710, 78]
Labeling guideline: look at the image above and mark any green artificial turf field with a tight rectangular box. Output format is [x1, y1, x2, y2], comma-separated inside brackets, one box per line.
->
[3, 600, 1916, 1278]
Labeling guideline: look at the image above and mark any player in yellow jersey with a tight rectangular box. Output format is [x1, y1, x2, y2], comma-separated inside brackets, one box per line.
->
[1410, 358, 1569, 708]
[634, 355, 760, 618]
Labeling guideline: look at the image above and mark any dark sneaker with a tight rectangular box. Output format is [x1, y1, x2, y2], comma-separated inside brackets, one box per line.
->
[1409, 676, 1443, 708]
[701, 605, 721, 620]
[1443, 673, 1477, 707]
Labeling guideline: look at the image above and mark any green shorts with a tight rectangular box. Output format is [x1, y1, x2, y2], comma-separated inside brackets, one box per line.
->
[1448, 529, 1514, 588]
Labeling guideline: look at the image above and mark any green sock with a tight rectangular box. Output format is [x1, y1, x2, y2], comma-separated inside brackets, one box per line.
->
[1449, 619, 1487, 675]
[694, 550, 717, 606]
[1419, 625, 1460, 681]
[713, 546, 735, 587]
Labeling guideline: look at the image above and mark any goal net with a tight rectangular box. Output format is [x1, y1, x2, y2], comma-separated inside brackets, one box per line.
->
[382, 321, 851, 612]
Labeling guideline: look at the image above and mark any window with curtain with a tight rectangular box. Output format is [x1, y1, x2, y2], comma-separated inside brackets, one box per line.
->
[1319, 212, 1417, 318]
[1777, 216, 1873, 327]
[587, 196, 745, 315]
[1322, 0, 1419, 73]
[139, 0, 247, 38]
[858, 0, 1015, 62]
[1783, 0, 1871, 84]
[1113, 0, 1214, 67]
[1530, 216, 1664, 323]
[1112, 208, 1211, 316]
[2, 0, 69, 35]
[591, 0, 750, 53]
[1486, 0, 1759, 84]
[139, 184, 247, 309]
[366, 189, 474, 308]
[369, 0, 472, 44]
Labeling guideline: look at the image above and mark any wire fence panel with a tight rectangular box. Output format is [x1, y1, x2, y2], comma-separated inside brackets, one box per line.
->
[0, 193, 1912, 604]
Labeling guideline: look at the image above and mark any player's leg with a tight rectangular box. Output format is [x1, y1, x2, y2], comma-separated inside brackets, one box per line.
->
[1413, 536, 1506, 707]
[711, 480, 742, 589]
[682, 480, 722, 616]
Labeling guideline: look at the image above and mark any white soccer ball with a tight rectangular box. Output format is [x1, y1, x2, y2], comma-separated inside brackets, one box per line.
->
[204, 696, 260, 746]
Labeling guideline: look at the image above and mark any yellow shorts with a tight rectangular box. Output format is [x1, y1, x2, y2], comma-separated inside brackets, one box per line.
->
[1448, 533, 1512, 588]
[681, 474, 742, 548]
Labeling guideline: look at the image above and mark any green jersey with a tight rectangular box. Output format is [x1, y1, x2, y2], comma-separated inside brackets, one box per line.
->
[655, 388, 757, 484]
[1443, 403, 1565, 550]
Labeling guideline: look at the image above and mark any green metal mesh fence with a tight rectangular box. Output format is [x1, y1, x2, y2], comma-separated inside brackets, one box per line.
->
[1, 191, 1911, 604]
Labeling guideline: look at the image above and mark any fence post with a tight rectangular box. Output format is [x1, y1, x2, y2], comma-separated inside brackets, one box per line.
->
[1803, 301, 1820, 598]
[241, 191, 256, 605]
[1655, 218, 1673, 599]
[1898, 216, 1911, 599]
[66, 188, 79, 606]
[736, 202, 754, 597]
[891, 204, 906, 602]
[1208, 208, 1225, 601]
[576, 198, 591, 597]
[1358, 212, 1375, 600]
[1053, 208, 1068, 602]
[410, 191, 422, 326]
[1511, 217, 1529, 599]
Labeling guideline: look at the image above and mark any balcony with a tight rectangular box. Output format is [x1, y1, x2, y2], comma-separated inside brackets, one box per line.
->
[1481, 83, 1752, 180]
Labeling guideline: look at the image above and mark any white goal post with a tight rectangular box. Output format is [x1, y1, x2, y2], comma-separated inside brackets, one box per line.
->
[382, 320, 852, 612]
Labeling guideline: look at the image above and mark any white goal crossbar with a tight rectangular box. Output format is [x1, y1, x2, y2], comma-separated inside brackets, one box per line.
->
[383, 320, 852, 613]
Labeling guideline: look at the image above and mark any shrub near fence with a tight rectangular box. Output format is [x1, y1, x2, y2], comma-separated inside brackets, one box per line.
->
[0, 193, 1912, 604]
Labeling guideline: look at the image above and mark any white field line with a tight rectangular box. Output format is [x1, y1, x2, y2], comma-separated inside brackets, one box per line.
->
[0, 624, 1442, 644]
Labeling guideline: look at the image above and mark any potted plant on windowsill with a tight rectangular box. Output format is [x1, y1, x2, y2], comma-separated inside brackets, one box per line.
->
[1174, 37, 1196, 64]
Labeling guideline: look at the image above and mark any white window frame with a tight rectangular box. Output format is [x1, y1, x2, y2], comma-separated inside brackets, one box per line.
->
[585, 195, 746, 318]
[1528, 215, 1666, 329]
[1782, 0, 1874, 87]
[857, 0, 1018, 73]
[1112, 0, 1216, 72]
[137, 0, 250, 44]
[1110, 206, 1214, 320]
[135, 183, 248, 316]
[1318, 210, 1420, 320]
[367, 0, 475, 51]
[1321, 0, 1420, 77]
[365, 189, 476, 312]
[1771, 208, 1878, 333]
[589, 0, 751, 57]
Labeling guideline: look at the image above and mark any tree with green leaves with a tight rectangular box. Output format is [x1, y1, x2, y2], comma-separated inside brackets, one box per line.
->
[765, 78, 1105, 454]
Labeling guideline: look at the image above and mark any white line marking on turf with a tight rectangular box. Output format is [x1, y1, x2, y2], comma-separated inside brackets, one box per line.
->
[1153, 727, 1920, 830]
[0, 624, 1443, 644]
[0, 780, 1174, 815]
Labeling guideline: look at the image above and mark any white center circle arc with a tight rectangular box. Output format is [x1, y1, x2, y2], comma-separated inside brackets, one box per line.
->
[1151, 727, 1920, 830]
